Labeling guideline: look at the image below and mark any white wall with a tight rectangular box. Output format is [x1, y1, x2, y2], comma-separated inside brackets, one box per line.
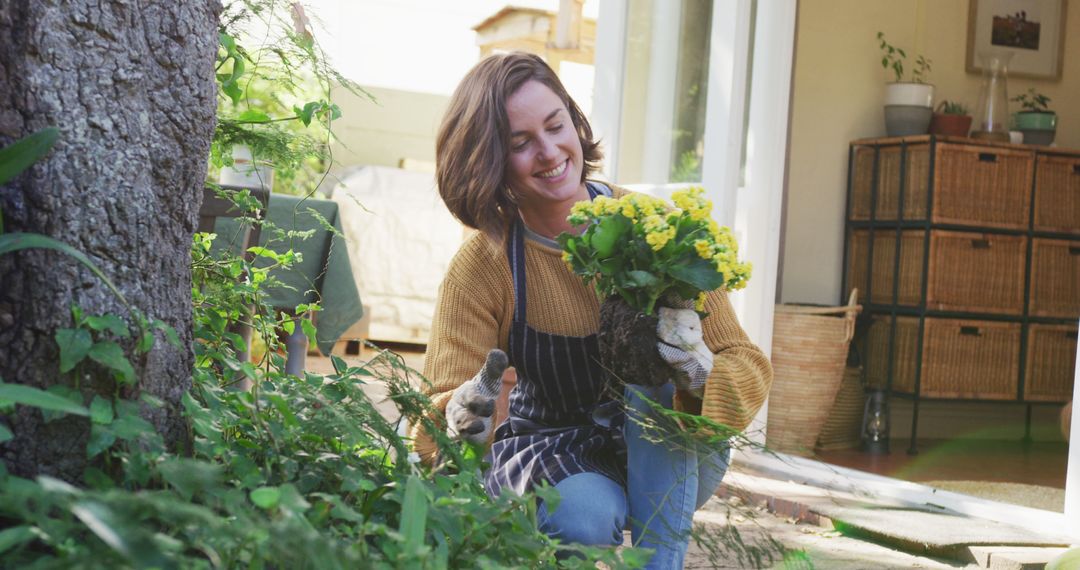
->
[783, 0, 1080, 305]
[329, 85, 449, 170]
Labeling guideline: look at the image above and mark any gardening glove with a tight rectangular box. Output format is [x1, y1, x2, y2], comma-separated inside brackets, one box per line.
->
[656, 307, 713, 398]
[445, 349, 507, 445]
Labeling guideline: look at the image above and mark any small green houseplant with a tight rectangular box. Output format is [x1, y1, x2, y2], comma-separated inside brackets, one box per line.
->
[1011, 88, 1057, 145]
[877, 32, 934, 137]
[929, 100, 973, 137]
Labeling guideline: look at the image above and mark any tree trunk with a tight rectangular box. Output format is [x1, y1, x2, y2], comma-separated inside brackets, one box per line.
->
[0, 1, 222, 481]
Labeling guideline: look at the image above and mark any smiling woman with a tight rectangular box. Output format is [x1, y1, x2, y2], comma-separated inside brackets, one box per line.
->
[414, 51, 772, 568]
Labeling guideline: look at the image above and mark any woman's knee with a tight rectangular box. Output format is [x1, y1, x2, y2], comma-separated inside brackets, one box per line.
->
[538, 473, 626, 546]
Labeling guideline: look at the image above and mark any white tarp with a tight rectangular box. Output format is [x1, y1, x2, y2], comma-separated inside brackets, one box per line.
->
[331, 165, 464, 344]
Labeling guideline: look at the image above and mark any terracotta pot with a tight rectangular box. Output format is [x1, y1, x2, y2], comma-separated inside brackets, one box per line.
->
[928, 113, 973, 137]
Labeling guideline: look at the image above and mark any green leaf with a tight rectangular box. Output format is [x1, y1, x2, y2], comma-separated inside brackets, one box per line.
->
[137, 329, 154, 353]
[86, 314, 130, 338]
[669, 257, 727, 291]
[153, 319, 181, 348]
[86, 424, 116, 458]
[88, 342, 136, 384]
[625, 270, 660, 288]
[89, 396, 114, 425]
[591, 215, 630, 258]
[250, 486, 281, 509]
[55, 328, 92, 373]
[237, 109, 271, 123]
[70, 500, 170, 568]
[300, 318, 317, 345]
[0, 525, 36, 556]
[0, 127, 59, 186]
[0, 424, 11, 443]
[0, 382, 88, 416]
[399, 475, 429, 555]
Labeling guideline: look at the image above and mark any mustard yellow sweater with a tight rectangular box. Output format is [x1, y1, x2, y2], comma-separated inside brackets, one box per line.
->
[411, 186, 773, 463]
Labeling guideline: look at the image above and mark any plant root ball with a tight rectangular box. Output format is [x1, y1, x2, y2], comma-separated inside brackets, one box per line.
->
[597, 296, 676, 388]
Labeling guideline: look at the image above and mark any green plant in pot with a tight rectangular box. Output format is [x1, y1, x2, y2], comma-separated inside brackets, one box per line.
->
[558, 189, 751, 388]
[929, 100, 973, 137]
[1011, 87, 1057, 145]
[878, 31, 934, 137]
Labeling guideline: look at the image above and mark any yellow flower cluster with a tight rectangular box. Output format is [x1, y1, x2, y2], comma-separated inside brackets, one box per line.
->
[567, 193, 670, 226]
[671, 187, 712, 222]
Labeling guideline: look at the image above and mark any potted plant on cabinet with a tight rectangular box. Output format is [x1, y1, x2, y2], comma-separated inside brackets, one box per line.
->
[877, 31, 934, 137]
[929, 100, 973, 137]
[1011, 87, 1057, 145]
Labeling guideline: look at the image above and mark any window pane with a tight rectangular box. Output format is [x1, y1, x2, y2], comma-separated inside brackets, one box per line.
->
[616, 0, 713, 184]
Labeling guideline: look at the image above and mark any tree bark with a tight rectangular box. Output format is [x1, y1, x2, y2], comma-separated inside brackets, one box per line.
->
[0, 1, 222, 480]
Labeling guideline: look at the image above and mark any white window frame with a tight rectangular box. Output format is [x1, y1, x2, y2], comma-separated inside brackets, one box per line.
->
[592, 0, 1079, 541]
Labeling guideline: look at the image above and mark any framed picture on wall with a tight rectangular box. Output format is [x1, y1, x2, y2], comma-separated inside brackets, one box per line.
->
[966, 0, 1068, 80]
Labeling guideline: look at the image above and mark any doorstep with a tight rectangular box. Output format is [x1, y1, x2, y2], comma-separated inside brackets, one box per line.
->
[722, 451, 1075, 568]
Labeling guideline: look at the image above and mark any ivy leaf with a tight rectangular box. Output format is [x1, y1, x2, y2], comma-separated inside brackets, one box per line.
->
[86, 314, 130, 338]
[55, 328, 93, 373]
[88, 342, 136, 384]
[87, 424, 116, 458]
[301, 318, 317, 345]
[0, 382, 88, 416]
[250, 486, 281, 509]
[237, 109, 271, 123]
[89, 396, 114, 425]
[625, 270, 659, 289]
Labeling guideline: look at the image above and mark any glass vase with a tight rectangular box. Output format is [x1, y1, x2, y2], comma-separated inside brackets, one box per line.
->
[970, 52, 1013, 142]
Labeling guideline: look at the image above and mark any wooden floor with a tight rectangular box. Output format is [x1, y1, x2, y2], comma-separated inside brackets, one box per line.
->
[815, 439, 1069, 489]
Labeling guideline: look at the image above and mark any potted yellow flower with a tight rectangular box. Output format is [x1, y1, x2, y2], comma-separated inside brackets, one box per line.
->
[558, 187, 751, 386]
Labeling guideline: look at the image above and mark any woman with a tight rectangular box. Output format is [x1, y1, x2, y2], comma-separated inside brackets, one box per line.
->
[413, 52, 772, 568]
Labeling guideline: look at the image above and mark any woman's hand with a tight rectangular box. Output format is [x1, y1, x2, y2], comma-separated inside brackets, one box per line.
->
[656, 307, 713, 397]
[446, 349, 508, 444]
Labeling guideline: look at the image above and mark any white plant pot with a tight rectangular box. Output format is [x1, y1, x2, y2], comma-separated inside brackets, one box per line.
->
[884, 82, 934, 108]
[219, 145, 274, 191]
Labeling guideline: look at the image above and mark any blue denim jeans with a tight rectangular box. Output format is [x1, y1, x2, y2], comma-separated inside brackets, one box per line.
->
[536, 384, 731, 569]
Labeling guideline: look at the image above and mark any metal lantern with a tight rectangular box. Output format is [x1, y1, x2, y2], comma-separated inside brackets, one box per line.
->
[861, 388, 890, 454]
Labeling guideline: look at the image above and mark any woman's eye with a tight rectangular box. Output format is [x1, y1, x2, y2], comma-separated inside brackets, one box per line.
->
[512, 139, 529, 152]
[547, 124, 563, 133]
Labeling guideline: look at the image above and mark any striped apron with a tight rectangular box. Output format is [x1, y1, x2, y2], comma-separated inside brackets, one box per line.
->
[485, 184, 627, 498]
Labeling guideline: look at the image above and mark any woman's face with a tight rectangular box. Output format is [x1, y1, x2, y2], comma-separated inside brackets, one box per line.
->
[504, 79, 585, 210]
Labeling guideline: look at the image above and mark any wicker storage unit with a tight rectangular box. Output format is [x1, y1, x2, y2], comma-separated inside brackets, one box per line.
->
[850, 144, 929, 221]
[849, 141, 1034, 229]
[843, 136, 1080, 446]
[1030, 238, 1080, 318]
[845, 229, 1026, 314]
[866, 316, 1020, 400]
[1024, 324, 1079, 402]
[1034, 154, 1080, 234]
[768, 292, 860, 456]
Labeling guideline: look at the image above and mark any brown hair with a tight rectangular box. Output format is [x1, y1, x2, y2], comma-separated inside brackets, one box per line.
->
[435, 52, 602, 241]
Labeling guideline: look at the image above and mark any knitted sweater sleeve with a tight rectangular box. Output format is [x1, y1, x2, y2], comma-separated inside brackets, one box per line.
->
[677, 288, 774, 433]
[410, 236, 510, 464]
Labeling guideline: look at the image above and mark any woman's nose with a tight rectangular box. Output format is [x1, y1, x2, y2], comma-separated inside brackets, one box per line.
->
[536, 134, 557, 160]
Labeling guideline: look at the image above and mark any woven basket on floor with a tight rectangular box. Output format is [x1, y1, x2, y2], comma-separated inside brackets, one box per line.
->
[815, 365, 865, 451]
[767, 290, 860, 456]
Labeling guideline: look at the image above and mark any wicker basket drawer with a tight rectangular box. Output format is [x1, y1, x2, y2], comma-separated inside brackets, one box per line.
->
[1024, 324, 1078, 402]
[1034, 154, 1080, 234]
[933, 144, 1034, 229]
[850, 144, 929, 221]
[1030, 238, 1080, 318]
[846, 230, 1026, 313]
[845, 229, 923, 306]
[865, 316, 1020, 400]
[928, 230, 1026, 314]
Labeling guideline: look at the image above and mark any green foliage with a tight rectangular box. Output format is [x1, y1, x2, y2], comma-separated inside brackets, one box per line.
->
[937, 100, 970, 116]
[876, 32, 931, 83]
[1011, 87, 1052, 112]
[0, 127, 58, 187]
[211, 0, 371, 197]
[0, 185, 646, 568]
[558, 188, 751, 315]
